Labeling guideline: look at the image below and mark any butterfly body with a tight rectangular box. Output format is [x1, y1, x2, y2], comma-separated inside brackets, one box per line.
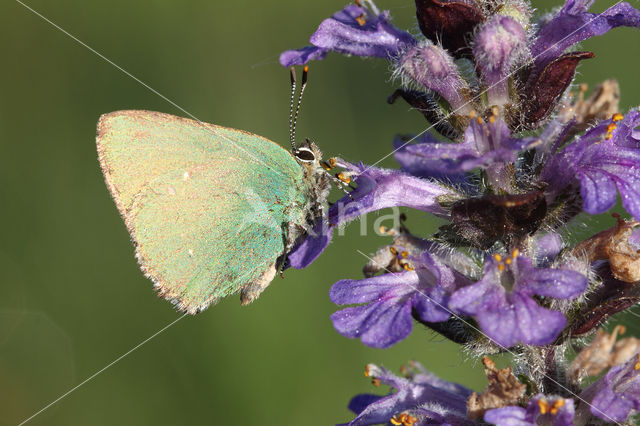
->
[97, 110, 330, 313]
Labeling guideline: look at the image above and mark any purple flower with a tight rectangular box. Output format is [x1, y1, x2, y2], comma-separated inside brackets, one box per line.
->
[484, 395, 575, 426]
[449, 252, 587, 347]
[393, 114, 538, 183]
[287, 160, 455, 269]
[542, 110, 640, 221]
[519, 0, 640, 125]
[279, 46, 326, 68]
[342, 362, 473, 426]
[531, 0, 640, 72]
[279, 3, 415, 67]
[580, 352, 640, 423]
[329, 251, 467, 348]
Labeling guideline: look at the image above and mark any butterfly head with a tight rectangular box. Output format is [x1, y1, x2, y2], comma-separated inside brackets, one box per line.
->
[293, 138, 321, 164]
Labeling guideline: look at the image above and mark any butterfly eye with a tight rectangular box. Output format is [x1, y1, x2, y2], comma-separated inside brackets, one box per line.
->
[295, 148, 316, 163]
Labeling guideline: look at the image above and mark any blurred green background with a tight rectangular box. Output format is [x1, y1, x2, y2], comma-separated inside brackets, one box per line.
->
[1, 0, 639, 425]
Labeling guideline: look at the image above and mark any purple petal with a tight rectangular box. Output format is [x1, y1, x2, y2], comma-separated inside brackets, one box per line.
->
[393, 135, 473, 180]
[543, 110, 640, 221]
[330, 300, 414, 349]
[347, 392, 404, 426]
[279, 46, 327, 67]
[329, 162, 452, 225]
[410, 364, 473, 399]
[330, 272, 417, 305]
[532, 2, 640, 70]
[629, 228, 640, 251]
[532, 232, 564, 263]
[516, 257, 587, 299]
[347, 394, 383, 416]
[313, 7, 415, 57]
[486, 396, 575, 426]
[478, 291, 567, 347]
[310, 5, 415, 61]
[617, 175, 640, 221]
[484, 406, 530, 426]
[287, 220, 331, 269]
[344, 365, 472, 426]
[412, 284, 451, 323]
[579, 168, 618, 214]
[590, 384, 635, 423]
[581, 353, 640, 422]
[448, 279, 494, 316]
[525, 395, 575, 426]
[280, 5, 414, 67]
[393, 117, 536, 175]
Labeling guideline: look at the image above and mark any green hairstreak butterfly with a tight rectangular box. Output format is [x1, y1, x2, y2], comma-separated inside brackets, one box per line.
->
[96, 69, 332, 314]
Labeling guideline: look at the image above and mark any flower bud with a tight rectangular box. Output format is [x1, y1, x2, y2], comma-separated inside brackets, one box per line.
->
[399, 41, 471, 113]
[473, 15, 527, 105]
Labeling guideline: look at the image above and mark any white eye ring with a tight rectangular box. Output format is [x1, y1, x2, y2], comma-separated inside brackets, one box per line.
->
[295, 147, 316, 163]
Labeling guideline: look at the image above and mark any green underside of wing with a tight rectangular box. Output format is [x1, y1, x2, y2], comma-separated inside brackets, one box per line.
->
[97, 110, 309, 312]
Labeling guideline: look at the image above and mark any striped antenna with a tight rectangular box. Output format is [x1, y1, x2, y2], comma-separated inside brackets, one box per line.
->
[289, 67, 297, 151]
[289, 66, 309, 151]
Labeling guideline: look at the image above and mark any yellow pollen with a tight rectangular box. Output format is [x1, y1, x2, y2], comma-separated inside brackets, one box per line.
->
[498, 263, 505, 271]
[390, 413, 417, 426]
[550, 399, 565, 415]
[364, 365, 371, 377]
[356, 14, 367, 26]
[469, 110, 477, 118]
[401, 251, 409, 259]
[379, 225, 388, 234]
[512, 248, 520, 258]
[612, 112, 624, 122]
[605, 133, 613, 140]
[390, 247, 398, 255]
[321, 162, 332, 171]
[371, 378, 381, 387]
[337, 172, 351, 184]
[403, 263, 415, 271]
[303, 65, 309, 73]
[482, 356, 495, 369]
[620, 325, 627, 334]
[493, 254, 503, 262]
[329, 158, 337, 168]
[489, 116, 496, 123]
[538, 399, 550, 415]
[606, 123, 617, 133]
[635, 354, 640, 371]
[404, 415, 417, 426]
[390, 416, 403, 426]
[476, 117, 484, 124]
[505, 258, 512, 265]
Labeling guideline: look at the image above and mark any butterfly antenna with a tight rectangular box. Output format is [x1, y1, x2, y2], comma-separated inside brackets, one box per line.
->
[289, 67, 298, 151]
[290, 66, 309, 151]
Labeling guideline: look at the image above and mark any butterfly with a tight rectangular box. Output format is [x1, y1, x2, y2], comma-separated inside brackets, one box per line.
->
[96, 68, 333, 314]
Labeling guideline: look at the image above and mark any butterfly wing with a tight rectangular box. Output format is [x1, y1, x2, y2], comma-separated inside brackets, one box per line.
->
[97, 110, 307, 313]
